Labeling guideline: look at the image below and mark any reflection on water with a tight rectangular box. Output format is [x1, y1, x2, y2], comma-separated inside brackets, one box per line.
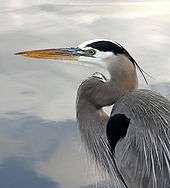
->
[0, 157, 59, 188]
[0, 115, 100, 188]
[0, 0, 170, 187]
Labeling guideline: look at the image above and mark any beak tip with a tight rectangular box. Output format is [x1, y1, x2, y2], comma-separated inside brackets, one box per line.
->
[15, 52, 24, 56]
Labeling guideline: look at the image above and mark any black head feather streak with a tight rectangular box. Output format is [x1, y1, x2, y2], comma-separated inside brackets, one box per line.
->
[86, 40, 135, 62]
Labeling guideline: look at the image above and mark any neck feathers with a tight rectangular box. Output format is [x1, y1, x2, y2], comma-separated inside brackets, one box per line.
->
[107, 55, 138, 95]
[76, 52, 138, 188]
[76, 55, 138, 110]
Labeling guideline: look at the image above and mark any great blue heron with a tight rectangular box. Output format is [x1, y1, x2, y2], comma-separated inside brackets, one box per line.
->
[16, 39, 170, 188]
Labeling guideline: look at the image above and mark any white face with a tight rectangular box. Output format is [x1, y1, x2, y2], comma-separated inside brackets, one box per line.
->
[77, 39, 115, 68]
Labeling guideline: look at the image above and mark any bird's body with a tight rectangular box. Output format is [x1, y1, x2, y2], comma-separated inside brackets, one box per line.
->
[75, 40, 170, 188]
[77, 74, 170, 188]
[16, 39, 170, 188]
[112, 89, 170, 188]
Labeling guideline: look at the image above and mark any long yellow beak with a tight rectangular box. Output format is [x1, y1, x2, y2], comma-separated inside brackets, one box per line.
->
[15, 48, 82, 61]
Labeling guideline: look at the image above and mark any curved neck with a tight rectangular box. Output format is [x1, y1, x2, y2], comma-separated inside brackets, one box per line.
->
[76, 55, 138, 187]
[77, 55, 138, 125]
[91, 56, 138, 108]
[76, 55, 138, 155]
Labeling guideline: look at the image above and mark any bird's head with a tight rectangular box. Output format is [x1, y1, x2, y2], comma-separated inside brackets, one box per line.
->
[15, 39, 133, 67]
[15, 39, 148, 83]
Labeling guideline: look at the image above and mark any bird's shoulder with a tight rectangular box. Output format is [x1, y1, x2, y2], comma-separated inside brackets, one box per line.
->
[108, 89, 170, 141]
[107, 89, 170, 187]
[111, 89, 170, 121]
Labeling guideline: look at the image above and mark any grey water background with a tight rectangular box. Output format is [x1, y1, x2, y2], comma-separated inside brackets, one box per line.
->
[0, 0, 170, 188]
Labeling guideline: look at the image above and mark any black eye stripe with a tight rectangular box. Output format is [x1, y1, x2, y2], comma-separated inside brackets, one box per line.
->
[86, 40, 136, 64]
[86, 41, 125, 53]
[86, 41, 129, 56]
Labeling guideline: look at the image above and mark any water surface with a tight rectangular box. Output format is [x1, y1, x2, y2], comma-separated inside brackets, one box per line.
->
[0, 1, 170, 187]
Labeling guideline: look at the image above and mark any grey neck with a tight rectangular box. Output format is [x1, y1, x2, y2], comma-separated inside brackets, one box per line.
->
[76, 55, 138, 186]
[76, 55, 138, 154]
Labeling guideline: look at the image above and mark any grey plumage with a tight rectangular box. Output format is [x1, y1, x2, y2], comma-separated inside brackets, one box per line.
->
[112, 89, 170, 188]
[77, 76, 170, 188]
[17, 39, 170, 188]
[76, 40, 170, 188]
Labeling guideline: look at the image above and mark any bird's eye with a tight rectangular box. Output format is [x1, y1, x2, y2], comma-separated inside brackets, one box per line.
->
[86, 49, 96, 56]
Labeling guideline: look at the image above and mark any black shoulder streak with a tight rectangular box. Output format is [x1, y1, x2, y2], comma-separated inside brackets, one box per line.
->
[106, 113, 130, 153]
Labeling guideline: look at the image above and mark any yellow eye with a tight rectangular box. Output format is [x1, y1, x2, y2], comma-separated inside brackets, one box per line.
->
[87, 49, 96, 56]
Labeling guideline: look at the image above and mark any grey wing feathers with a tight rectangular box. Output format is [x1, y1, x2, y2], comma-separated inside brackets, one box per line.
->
[111, 89, 170, 188]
